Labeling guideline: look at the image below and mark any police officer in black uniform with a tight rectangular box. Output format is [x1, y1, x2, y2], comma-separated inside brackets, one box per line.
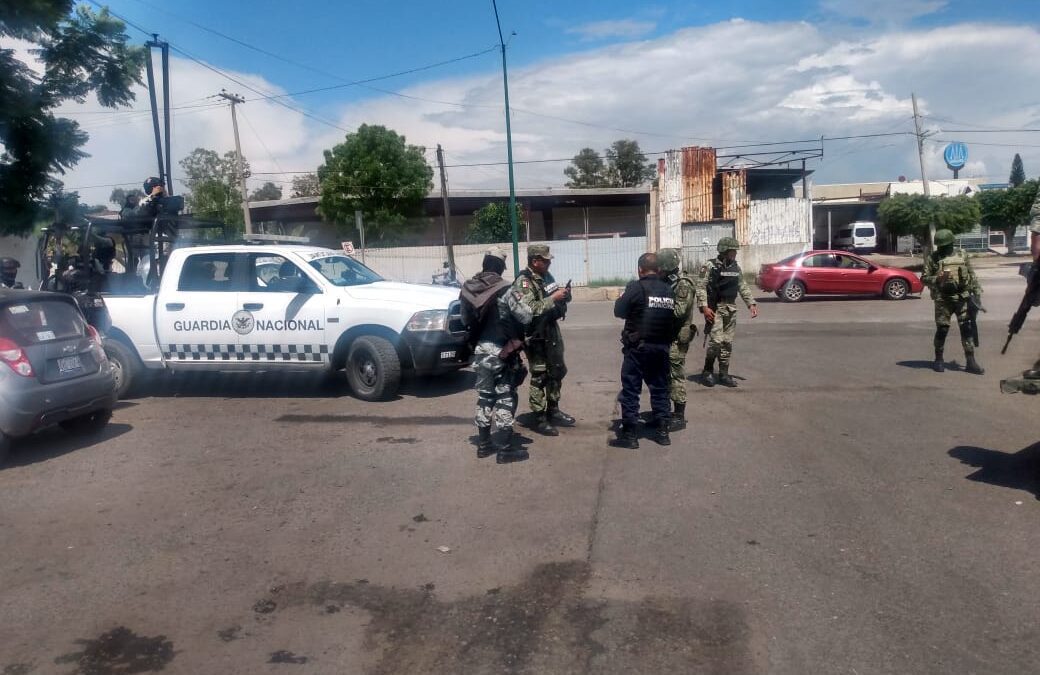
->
[610, 252, 678, 449]
[1, 258, 24, 289]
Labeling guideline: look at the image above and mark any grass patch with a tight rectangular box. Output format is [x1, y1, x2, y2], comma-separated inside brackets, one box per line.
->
[588, 276, 634, 288]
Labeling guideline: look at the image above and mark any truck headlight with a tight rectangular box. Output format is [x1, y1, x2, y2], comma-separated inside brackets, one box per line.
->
[407, 309, 448, 331]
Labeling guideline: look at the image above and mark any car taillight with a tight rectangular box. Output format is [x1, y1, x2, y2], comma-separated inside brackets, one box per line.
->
[86, 325, 108, 363]
[0, 337, 34, 377]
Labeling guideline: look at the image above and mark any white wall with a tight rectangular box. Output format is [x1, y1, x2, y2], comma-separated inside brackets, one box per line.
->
[747, 198, 811, 245]
[658, 150, 684, 248]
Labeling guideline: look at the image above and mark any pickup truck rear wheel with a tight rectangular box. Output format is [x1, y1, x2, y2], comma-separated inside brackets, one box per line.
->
[345, 336, 401, 401]
[104, 340, 140, 399]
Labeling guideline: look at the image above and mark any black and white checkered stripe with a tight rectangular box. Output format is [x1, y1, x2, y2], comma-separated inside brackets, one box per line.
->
[163, 343, 329, 362]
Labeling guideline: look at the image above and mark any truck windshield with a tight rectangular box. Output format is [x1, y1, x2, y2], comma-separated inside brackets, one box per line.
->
[308, 255, 383, 287]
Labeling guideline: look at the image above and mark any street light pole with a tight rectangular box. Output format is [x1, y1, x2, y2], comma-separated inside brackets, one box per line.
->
[219, 90, 252, 235]
[491, 0, 520, 276]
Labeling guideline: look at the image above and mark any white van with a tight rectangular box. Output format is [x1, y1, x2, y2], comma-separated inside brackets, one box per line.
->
[834, 221, 877, 253]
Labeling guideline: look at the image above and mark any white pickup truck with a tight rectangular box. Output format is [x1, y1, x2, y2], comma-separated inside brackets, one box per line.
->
[101, 244, 468, 399]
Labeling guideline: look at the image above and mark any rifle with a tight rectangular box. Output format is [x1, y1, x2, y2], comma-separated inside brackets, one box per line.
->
[702, 269, 718, 348]
[1002, 263, 1040, 354]
[966, 294, 985, 348]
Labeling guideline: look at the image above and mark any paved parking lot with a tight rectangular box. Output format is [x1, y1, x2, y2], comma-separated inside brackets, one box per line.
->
[2, 269, 1039, 674]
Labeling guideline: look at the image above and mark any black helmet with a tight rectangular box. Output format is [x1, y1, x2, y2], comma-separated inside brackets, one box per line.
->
[143, 177, 164, 194]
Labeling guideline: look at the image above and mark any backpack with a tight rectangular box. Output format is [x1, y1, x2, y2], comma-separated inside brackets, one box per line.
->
[459, 273, 511, 347]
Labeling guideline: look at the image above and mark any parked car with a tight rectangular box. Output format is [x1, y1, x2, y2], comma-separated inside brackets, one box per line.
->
[833, 221, 878, 253]
[756, 250, 924, 302]
[0, 289, 117, 465]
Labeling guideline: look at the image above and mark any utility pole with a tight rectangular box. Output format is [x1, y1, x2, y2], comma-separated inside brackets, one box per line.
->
[911, 92, 934, 247]
[219, 90, 252, 235]
[436, 144, 456, 279]
[491, 0, 520, 276]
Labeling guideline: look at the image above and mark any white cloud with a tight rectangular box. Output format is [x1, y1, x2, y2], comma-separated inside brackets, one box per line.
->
[12, 18, 1040, 207]
[567, 19, 657, 41]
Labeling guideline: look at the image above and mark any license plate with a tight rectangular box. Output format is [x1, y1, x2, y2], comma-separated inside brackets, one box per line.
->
[57, 355, 82, 373]
[440, 350, 456, 360]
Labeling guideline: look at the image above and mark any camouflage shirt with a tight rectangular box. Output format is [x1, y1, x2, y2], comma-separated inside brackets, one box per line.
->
[1030, 184, 1040, 234]
[922, 248, 981, 299]
[695, 257, 756, 309]
[511, 268, 563, 340]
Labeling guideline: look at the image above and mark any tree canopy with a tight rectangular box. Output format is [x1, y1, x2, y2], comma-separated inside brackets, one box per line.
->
[978, 180, 1038, 254]
[109, 186, 143, 207]
[248, 181, 283, 202]
[316, 124, 433, 242]
[179, 147, 250, 228]
[466, 202, 524, 244]
[290, 172, 320, 198]
[0, 2, 144, 235]
[1010, 154, 1026, 187]
[563, 139, 655, 188]
[878, 193, 980, 244]
[564, 148, 607, 188]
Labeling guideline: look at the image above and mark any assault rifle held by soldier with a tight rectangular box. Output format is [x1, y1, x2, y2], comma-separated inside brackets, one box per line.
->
[1002, 263, 1040, 354]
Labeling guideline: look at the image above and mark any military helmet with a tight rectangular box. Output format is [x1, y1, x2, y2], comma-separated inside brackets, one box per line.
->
[717, 237, 740, 253]
[143, 176, 164, 194]
[656, 248, 680, 272]
[934, 229, 955, 247]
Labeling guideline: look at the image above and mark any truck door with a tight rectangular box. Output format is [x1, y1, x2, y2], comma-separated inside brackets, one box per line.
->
[155, 251, 244, 363]
[236, 253, 328, 366]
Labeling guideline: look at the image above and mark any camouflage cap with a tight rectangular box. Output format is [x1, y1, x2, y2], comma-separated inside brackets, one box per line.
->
[485, 245, 507, 261]
[527, 243, 553, 260]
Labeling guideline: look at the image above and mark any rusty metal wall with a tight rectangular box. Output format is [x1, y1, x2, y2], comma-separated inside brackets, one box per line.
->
[681, 147, 715, 224]
[721, 169, 749, 243]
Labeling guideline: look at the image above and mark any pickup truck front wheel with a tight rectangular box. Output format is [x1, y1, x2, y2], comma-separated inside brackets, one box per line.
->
[104, 340, 140, 399]
[345, 336, 401, 401]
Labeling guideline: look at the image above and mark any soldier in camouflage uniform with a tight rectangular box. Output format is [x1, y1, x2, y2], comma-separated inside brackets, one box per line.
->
[921, 229, 983, 375]
[462, 247, 535, 463]
[656, 248, 697, 430]
[512, 244, 572, 436]
[695, 237, 758, 388]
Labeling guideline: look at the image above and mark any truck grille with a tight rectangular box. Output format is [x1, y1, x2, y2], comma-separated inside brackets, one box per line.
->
[447, 300, 465, 336]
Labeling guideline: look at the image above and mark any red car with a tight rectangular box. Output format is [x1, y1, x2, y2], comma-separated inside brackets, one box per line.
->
[756, 250, 923, 302]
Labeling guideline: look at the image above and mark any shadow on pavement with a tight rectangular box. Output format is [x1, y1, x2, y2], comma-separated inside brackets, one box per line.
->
[948, 444, 1040, 500]
[4, 423, 133, 469]
[401, 370, 475, 398]
[897, 360, 962, 371]
[756, 295, 922, 304]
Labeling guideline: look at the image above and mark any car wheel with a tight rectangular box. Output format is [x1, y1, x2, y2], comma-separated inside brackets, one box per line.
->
[345, 336, 402, 401]
[883, 278, 909, 300]
[0, 432, 10, 467]
[59, 409, 113, 434]
[781, 279, 806, 302]
[774, 290, 784, 299]
[104, 339, 140, 399]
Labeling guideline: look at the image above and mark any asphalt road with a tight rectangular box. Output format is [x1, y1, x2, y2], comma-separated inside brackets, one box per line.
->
[2, 270, 1039, 674]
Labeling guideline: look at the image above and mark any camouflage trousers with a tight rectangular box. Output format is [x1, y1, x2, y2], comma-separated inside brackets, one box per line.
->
[933, 296, 974, 355]
[668, 340, 690, 404]
[526, 341, 566, 413]
[706, 303, 738, 367]
[473, 345, 522, 431]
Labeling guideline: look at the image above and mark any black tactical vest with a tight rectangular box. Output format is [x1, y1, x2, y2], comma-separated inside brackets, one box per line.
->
[622, 276, 676, 345]
[713, 259, 742, 303]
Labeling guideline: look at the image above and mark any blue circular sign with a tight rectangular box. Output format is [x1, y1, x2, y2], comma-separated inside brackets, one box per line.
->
[944, 142, 968, 170]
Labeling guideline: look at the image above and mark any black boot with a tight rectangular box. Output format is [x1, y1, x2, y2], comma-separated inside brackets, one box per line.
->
[718, 363, 737, 387]
[653, 421, 671, 446]
[668, 402, 687, 431]
[965, 353, 984, 375]
[496, 442, 529, 464]
[608, 423, 639, 449]
[476, 427, 494, 458]
[701, 355, 716, 387]
[547, 405, 575, 427]
[533, 413, 559, 437]
[492, 428, 514, 453]
[933, 348, 945, 372]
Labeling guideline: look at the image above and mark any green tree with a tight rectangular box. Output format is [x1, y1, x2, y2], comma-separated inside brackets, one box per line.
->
[1010, 153, 1026, 187]
[248, 181, 282, 202]
[108, 186, 143, 207]
[0, 2, 145, 235]
[317, 124, 433, 242]
[178, 147, 250, 227]
[39, 184, 97, 223]
[604, 139, 655, 187]
[564, 148, 607, 188]
[290, 172, 320, 198]
[878, 193, 980, 248]
[978, 180, 1039, 255]
[466, 202, 525, 244]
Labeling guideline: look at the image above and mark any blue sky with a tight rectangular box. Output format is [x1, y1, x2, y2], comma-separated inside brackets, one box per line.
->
[101, 0, 1037, 117]
[18, 1, 1040, 202]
